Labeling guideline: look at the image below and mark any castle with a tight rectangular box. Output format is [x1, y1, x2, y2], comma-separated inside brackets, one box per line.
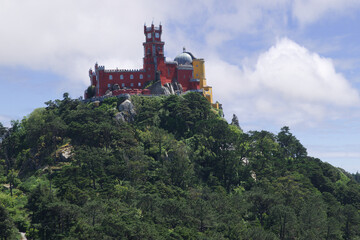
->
[85, 24, 218, 108]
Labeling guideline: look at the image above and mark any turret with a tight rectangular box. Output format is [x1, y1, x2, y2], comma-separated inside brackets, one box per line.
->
[144, 23, 162, 42]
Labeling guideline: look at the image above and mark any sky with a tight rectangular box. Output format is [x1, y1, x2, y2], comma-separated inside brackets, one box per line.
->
[1, 0, 360, 172]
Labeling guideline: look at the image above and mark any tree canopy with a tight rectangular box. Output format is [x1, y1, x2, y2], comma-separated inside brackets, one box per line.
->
[1, 92, 360, 239]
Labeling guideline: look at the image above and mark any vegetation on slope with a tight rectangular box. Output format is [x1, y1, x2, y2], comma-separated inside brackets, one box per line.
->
[1, 92, 360, 239]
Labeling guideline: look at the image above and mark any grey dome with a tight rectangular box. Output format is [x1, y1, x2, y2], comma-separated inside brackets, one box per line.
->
[174, 52, 193, 65]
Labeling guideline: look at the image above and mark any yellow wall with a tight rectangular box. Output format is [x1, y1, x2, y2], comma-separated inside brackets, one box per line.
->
[192, 58, 218, 108]
[192, 59, 206, 88]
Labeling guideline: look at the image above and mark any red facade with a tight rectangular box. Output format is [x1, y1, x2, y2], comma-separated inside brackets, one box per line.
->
[85, 24, 200, 99]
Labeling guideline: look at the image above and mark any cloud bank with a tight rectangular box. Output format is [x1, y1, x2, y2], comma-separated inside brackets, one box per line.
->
[1, 0, 359, 127]
[208, 38, 360, 126]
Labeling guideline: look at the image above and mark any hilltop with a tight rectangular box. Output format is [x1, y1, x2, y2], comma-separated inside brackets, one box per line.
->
[1, 93, 360, 239]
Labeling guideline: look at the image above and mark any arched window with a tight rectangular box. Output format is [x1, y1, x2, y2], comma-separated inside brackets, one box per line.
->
[130, 83, 134, 87]
[121, 83, 125, 87]
[120, 74, 124, 80]
[130, 74, 134, 80]
[138, 82, 141, 87]
[109, 75, 113, 80]
[140, 74, 143, 79]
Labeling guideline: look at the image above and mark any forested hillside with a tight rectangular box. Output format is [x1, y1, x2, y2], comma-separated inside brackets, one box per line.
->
[1, 93, 360, 239]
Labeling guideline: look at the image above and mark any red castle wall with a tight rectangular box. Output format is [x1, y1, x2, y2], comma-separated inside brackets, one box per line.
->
[85, 24, 200, 99]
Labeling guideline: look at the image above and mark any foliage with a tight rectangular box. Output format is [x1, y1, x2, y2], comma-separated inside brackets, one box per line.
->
[1, 92, 360, 239]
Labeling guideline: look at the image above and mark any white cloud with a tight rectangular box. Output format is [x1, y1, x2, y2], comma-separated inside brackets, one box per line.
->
[0, 0, 359, 127]
[292, 0, 360, 25]
[0, 0, 196, 88]
[1, 0, 358, 91]
[207, 38, 360, 126]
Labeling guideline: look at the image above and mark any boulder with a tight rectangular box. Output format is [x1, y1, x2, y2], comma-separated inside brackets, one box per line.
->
[112, 84, 120, 90]
[149, 81, 171, 95]
[164, 83, 175, 94]
[124, 93, 131, 100]
[56, 144, 73, 162]
[117, 99, 136, 122]
[172, 81, 183, 93]
[93, 101, 100, 107]
[105, 90, 113, 96]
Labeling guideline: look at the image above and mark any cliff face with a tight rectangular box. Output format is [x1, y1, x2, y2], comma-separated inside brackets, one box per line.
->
[1, 93, 360, 240]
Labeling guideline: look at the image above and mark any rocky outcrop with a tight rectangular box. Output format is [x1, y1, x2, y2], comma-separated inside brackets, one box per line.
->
[149, 80, 183, 95]
[105, 90, 113, 96]
[164, 83, 175, 94]
[149, 81, 170, 95]
[56, 144, 73, 162]
[172, 81, 183, 94]
[116, 99, 136, 122]
[112, 84, 120, 91]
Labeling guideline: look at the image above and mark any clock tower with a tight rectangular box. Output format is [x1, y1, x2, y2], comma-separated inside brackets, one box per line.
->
[143, 24, 165, 81]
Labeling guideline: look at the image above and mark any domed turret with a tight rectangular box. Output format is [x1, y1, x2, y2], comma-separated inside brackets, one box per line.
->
[174, 47, 195, 65]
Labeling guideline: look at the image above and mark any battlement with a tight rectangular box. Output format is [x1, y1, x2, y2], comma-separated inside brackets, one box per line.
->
[144, 23, 162, 33]
[104, 69, 145, 73]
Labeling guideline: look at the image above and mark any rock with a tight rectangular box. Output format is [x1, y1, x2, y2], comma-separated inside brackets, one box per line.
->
[115, 112, 125, 122]
[172, 81, 183, 93]
[112, 84, 120, 90]
[56, 144, 73, 162]
[164, 83, 175, 94]
[124, 93, 131, 100]
[105, 90, 113, 96]
[149, 81, 171, 95]
[148, 80, 183, 95]
[93, 101, 100, 107]
[250, 170, 257, 181]
[117, 99, 136, 122]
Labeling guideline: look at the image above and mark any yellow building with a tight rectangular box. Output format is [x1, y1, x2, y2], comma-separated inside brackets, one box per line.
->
[174, 48, 219, 109]
[192, 58, 219, 109]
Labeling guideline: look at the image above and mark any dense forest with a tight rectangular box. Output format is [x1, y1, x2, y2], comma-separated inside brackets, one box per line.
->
[1, 92, 360, 239]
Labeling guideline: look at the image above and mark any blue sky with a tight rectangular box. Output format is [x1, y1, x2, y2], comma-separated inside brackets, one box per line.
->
[1, 0, 360, 172]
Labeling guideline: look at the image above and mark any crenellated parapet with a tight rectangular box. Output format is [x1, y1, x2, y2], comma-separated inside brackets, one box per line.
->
[104, 69, 146, 73]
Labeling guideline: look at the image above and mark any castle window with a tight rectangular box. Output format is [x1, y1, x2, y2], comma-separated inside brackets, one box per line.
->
[120, 74, 124, 80]
[130, 74, 134, 79]
[130, 83, 134, 87]
[109, 75, 113, 80]
[108, 84, 111, 88]
[138, 82, 141, 87]
[140, 74, 143, 79]
[121, 83, 125, 87]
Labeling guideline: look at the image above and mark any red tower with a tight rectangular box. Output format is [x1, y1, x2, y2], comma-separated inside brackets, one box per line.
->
[143, 24, 165, 82]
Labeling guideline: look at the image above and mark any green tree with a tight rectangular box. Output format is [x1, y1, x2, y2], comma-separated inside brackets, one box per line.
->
[299, 195, 327, 240]
[277, 126, 307, 160]
[0, 205, 17, 240]
[6, 169, 19, 197]
[269, 204, 298, 240]
[342, 204, 360, 240]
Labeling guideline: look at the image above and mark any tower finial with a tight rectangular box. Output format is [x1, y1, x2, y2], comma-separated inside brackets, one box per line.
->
[183, 47, 186, 52]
